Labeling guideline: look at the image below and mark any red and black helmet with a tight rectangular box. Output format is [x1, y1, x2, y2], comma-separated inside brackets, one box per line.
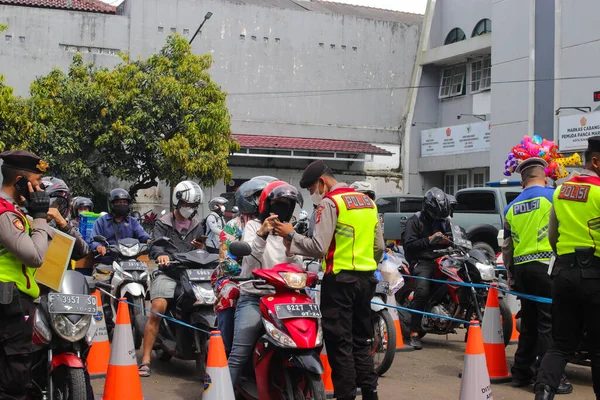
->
[258, 181, 304, 223]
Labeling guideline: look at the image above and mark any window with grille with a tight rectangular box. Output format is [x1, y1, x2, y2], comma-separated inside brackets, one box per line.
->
[473, 173, 485, 187]
[471, 57, 491, 93]
[444, 175, 455, 195]
[457, 174, 468, 191]
[439, 64, 466, 99]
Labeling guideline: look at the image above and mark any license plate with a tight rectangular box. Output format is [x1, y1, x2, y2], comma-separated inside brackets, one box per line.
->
[375, 281, 390, 295]
[48, 293, 97, 315]
[121, 261, 147, 271]
[186, 269, 214, 282]
[275, 303, 321, 319]
[455, 238, 472, 249]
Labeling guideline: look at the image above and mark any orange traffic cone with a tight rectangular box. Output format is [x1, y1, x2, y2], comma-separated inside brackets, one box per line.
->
[459, 321, 493, 400]
[203, 331, 235, 400]
[386, 296, 413, 352]
[87, 290, 110, 378]
[101, 299, 145, 400]
[506, 292, 520, 344]
[320, 344, 334, 399]
[482, 284, 512, 383]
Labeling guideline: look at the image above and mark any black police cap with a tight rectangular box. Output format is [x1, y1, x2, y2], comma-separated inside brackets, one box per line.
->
[588, 136, 600, 153]
[299, 160, 330, 189]
[0, 150, 48, 174]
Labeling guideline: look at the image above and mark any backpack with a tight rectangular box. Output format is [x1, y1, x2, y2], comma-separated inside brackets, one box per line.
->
[199, 216, 208, 236]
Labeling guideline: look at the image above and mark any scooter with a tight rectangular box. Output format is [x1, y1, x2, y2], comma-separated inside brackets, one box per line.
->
[138, 237, 218, 379]
[395, 219, 513, 346]
[229, 241, 326, 400]
[30, 270, 112, 400]
[93, 236, 149, 349]
[371, 273, 396, 377]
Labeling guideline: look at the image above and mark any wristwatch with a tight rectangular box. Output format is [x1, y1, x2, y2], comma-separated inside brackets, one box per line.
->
[286, 231, 296, 242]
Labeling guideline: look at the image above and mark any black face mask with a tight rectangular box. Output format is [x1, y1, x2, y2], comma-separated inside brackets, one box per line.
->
[112, 204, 130, 217]
[270, 202, 294, 223]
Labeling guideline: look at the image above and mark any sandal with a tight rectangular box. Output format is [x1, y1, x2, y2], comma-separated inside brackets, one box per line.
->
[138, 362, 151, 377]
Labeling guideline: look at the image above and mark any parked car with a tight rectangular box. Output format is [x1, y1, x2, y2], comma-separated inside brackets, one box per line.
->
[381, 183, 522, 255]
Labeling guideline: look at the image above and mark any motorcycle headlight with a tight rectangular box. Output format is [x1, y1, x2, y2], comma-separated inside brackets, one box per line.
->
[263, 319, 297, 348]
[191, 284, 217, 305]
[475, 262, 495, 282]
[85, 318, 98, 345]
[51, 314, 92, 342]
[119, 244, 140, 258]
[279, 272, 307, 290]
[315, 323, 323, 347]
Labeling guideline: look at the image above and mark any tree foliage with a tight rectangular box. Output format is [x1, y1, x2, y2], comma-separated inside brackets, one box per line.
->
[1, 34, 238, 199]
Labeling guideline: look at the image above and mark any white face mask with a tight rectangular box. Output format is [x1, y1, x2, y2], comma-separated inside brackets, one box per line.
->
[310, 181, 326, 204]
[179, 207, 196, 219]
[218, 205, 226, 213]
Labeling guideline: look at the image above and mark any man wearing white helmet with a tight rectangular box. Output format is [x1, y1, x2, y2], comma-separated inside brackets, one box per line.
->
[349, 181, 376, 201]
[139, 180, 206, 377]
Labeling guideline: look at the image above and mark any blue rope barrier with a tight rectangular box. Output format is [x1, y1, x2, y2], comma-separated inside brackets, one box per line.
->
[371, 301, 470, 324]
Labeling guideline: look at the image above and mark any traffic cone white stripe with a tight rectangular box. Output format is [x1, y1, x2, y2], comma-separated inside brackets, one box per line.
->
[459, 321, 493, 400]
[481, 306, 504, 345]
[203, 331, 235, 400]
[107, 323, 137, 366]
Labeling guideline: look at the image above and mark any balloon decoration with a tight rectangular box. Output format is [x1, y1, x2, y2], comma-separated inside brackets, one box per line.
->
[503, 135, 583, 180]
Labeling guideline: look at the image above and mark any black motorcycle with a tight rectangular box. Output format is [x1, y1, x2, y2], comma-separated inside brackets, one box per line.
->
[137, 237, 218, 379]
[30, 270, 112, 400]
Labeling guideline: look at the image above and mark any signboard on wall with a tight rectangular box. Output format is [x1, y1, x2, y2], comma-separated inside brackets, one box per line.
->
[421, 121, 491, 157]
[558, 111, 600, 152]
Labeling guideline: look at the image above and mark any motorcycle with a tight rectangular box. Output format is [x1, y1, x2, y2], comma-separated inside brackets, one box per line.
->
[93, 235, 150, 349]
[138, 237, 218, 379]
[30, 270, 112, 400]
[229, 241, 326, 400]
[292, 210, 310, 236]
[371, 273, 396, 377]
[395, 220, 513, 346]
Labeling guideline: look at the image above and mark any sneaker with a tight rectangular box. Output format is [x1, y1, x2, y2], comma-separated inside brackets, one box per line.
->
[409, 336, 422, 350]
[556, 375, 573, 395]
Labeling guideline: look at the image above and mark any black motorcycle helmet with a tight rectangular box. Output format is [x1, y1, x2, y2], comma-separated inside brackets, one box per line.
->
[71, 196, 94, 219]
[108, 188, 131, 217]
[446, 194, 458, 217]
[235, 176, 277, 216]
[42, 177, 71, 219]
[423, 187, 450, 221]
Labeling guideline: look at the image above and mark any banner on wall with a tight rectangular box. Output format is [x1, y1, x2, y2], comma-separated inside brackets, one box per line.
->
[421, 121, 491, 157]
[558, 111, 600, 152]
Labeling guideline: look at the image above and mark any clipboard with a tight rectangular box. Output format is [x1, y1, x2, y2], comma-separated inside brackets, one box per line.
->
[35, 228, 76, 291]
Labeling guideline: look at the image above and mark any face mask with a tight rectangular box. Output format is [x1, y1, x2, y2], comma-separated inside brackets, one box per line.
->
[112, 204, 130, 217]
[218, 205, 226, 213]
[270, 202, 294, 223]
[310, 181, 325, 204]
[179, 206, 196, 219]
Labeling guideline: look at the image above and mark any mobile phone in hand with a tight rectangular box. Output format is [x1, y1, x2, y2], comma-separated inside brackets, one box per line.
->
[14, 176, 31, 201]
[195, 235, 208, 243]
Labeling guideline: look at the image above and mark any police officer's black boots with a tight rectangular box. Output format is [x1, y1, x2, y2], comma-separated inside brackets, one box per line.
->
[361, 388, 379, 400]
[534, 384, 555, 400]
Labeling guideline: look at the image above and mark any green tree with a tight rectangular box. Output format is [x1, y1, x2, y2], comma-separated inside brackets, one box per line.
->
[4, 34, 238, 199]
[0, 75, 31, 152]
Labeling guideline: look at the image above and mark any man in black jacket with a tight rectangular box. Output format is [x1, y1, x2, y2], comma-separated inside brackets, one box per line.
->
[403, 187, 451, 350]
[139, 180, 205, 377]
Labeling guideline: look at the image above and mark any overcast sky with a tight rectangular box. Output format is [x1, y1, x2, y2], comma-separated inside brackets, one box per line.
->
[103, 0, 427, 14]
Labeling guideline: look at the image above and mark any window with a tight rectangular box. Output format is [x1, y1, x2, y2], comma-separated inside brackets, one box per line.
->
[457, 174, 468, 191]
[376, 197, 399, 214]
[444, 175, 455, 195]
[472, 19, 492, 37]
[444, 28, 466, 45]
[473, 172, 485, 187]
[399, 199, 423, 213]
[439, 64, 467, 98]
[455, 192, 496, 213]
[471, 57, 491, 92]
[505, 192, 521, 204]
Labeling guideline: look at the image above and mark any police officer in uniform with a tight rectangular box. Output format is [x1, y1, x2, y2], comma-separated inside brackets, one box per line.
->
[0, 150, 54, 400]
[534, 136, 600, 400]
[273, 160, 384, 400]
[502, 158, 571, 393]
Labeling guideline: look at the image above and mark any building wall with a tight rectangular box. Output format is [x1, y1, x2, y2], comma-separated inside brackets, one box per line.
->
[428, 0, 491, 49]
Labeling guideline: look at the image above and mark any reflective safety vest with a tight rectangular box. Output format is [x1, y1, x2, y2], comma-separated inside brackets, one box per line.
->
[553, 175, 600, 258]
[505, 186, 554, 265]
[0, 199, 40, 298]
[322, 188, 379, 275]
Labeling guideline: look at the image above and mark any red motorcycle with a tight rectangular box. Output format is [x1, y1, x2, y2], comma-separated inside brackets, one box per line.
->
[395, 221, 513, 346]
[230, 242, 326, 400]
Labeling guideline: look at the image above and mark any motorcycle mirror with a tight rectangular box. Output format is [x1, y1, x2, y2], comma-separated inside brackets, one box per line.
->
[229, 241, 252, 257]
[93, 235, 107, 243]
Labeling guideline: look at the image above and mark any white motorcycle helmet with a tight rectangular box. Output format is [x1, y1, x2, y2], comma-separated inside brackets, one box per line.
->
[349, 181, 375, 200]
[173, 180, 204, 219]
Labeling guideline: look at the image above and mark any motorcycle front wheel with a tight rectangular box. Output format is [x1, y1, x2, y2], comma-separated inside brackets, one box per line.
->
[371, 310, 396, 376]
[284, 369, 326, 400]
[130, 296, 146, 350]
[52, 366, 87, 400]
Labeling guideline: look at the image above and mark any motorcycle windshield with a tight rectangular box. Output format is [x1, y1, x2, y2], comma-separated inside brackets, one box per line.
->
[447, 219, 472, 250]
[174, 249, 219, 267]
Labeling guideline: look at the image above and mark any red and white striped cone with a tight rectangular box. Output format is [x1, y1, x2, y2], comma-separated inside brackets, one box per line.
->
[386, 295, 413, 352]
[459, 321, 493, 400]
[506, 292, 520, 344]
[482, 284, 512, 383]
[320, 344, 334, 399]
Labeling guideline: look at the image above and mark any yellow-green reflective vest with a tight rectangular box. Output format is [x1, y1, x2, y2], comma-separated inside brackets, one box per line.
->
[505, 186, 554, 265]
[322, 188, 378, 275]
[553, 175, 600, 258]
